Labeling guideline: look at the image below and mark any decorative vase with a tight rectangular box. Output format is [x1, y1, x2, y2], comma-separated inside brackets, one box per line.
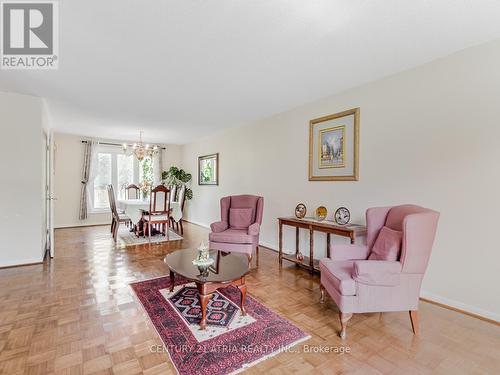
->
[192, 241, 214, 267]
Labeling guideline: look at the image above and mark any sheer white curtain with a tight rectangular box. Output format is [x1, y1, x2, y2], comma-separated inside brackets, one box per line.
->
[153, 148, 163, 186]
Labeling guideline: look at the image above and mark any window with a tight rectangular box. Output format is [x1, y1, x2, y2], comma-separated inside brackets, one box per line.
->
[93, 152, 113, 210]
[90, 145, 157, 211]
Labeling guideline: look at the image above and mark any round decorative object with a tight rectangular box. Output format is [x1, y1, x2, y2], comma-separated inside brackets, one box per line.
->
[334, 207, 351, 225]
[296, 252, 304, 261]
[295, 203, 307, 219]
[192, 257, 214, 267]
[315, 206, 328, 221]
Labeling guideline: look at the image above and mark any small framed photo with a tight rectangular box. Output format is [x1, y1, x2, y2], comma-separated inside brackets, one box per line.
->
[198, 153, 219, 185]
[309, 108, 359, 181]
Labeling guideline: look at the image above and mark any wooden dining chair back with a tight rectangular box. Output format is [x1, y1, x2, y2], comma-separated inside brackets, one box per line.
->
[143, 185, 171, 242]
[169, 184, 177, 203]
[107, 185, 115, 232]
[107, 184, 130, 241]
[173, 185, 186, 235]
[107, 184, 118, 218]
[178, 185, 187, 211]
[125, 184, 140, 199]
[149, 185, 171, 215]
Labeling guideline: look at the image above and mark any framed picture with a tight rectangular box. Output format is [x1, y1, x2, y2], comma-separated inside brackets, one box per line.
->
[309, 108, 359, 181]
[198, 153, 219, 185]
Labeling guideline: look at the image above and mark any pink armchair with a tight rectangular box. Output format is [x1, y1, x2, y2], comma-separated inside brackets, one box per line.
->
[320, 205, 439, 338]
[209, 195, 264, 262]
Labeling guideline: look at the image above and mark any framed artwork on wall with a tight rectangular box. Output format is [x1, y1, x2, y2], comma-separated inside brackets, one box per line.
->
[308, 108, 359, 181]
[198, 153, 219, 185]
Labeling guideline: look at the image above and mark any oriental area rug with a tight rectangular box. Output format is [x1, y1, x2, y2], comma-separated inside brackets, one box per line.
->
[130, 276, 310, 375]
[119, 227, 182, 245]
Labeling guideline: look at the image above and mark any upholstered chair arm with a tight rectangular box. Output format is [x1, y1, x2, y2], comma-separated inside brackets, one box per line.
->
[352, 260, 402, 286]
[330, 245, 369, 261]
[248, 222, 260, 235]
[210, 221, 228, 233]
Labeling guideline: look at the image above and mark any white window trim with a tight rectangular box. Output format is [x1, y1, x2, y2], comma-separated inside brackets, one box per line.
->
[89, 144, 140, 213]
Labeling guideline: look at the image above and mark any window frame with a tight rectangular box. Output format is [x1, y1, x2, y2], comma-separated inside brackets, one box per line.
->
[89, 145, 140, 213]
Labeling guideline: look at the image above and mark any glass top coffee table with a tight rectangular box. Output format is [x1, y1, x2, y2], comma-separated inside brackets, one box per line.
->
[164, 249, 250, 330]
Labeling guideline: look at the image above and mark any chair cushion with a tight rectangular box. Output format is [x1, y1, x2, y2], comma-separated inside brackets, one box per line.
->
[319, 259, 356, 296]
[368, 226, 402, 261]
[209, 229, 254, 244]
[229, 208, 254, 229]
[352, 260, 402, 286]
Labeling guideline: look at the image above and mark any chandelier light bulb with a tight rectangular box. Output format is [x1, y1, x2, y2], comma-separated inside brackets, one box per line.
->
[123, 131, 160, 161]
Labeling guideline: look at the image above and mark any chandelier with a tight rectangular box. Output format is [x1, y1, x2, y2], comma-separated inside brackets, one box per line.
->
[122, 131, 160, 161]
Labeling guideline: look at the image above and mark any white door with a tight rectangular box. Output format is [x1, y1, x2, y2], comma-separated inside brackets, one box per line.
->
[45, 130, 55, 258]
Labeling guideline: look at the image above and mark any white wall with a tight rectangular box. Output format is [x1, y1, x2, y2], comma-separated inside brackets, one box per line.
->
[180, 39, 500, 321]
[0, 92, 44, 267]
[53, 133, 110, 227]
[53, 133, 183, 228]
[163, 144, 182, 170]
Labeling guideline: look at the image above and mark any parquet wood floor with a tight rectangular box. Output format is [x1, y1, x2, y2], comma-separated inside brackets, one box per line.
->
[0, 223, 499, 374]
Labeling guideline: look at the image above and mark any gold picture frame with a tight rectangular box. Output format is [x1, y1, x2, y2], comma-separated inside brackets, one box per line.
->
[309, 108, 359, 181]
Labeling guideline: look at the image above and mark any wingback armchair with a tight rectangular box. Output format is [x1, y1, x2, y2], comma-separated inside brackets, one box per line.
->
[320, 204, 439, 338]
[209, 195, 264, 262]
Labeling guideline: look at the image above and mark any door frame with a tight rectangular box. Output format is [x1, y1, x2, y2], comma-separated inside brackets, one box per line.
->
[45, 129, 55, 258]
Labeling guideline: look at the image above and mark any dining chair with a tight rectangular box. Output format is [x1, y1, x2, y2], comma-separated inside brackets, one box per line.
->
[107, 185, 115, 233]
[169, 184, 177, 203]
[142, 185, 171, 242]
[125, 184, 140, 199]
[107, 184, 131, 242]
[172, 185, 186, 235]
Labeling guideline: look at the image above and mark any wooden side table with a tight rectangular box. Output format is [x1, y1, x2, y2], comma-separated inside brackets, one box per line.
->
[278, 217, 367, 274]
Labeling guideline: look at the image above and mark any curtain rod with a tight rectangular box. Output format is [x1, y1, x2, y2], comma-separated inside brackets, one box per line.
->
[81, 140, 166, 150]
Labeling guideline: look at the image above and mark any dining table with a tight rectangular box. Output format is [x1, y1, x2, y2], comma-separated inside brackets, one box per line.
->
[116, 198, 182, 235]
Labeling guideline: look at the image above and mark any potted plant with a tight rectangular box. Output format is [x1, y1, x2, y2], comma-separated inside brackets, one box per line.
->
[161, 166, 193, 200]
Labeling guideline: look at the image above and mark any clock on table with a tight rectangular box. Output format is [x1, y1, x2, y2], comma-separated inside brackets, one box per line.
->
[315, 206, 328, 221]
[334, 207, 350, 225]
[294, 203, 307, 219]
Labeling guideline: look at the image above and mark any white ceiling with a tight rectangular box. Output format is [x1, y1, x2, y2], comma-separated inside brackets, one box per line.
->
[2, 0, 500, 144]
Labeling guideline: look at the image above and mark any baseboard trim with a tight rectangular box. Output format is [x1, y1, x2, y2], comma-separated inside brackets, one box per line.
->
[259, 240, 278, 252]
[419, 292, 499, 325]
[183, 219, 209, 229]
[55, 223, 109, 229]
[0, 260, 44, 269]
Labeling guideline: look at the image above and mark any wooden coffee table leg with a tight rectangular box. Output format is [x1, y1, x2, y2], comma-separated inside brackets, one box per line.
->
[169, 270, 175, 293]
[238, 282, 247, 316]
[199, 293, 212, 330]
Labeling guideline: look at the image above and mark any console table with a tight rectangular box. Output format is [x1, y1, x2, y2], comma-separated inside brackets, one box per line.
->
[278, 217, 367, 274]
